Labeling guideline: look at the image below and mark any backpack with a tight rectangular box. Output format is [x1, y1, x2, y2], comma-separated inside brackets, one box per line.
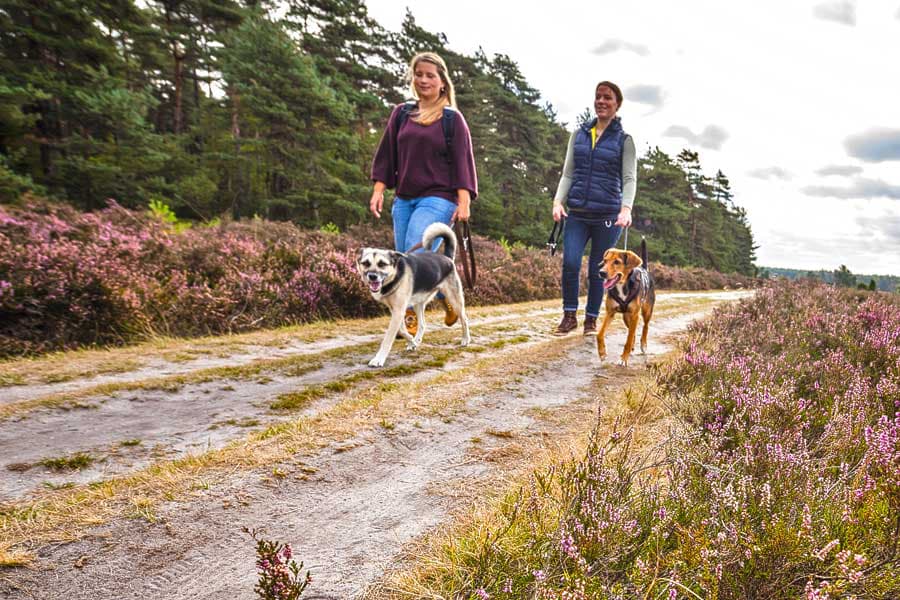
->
[393, 101, 456, 164]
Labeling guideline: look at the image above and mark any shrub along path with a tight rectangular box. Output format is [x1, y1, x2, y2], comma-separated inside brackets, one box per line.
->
[0, 291, 749, 599]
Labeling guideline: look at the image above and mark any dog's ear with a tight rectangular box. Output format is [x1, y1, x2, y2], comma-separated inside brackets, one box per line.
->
[357, 248, 366, 263]
[625, 250, 642, 269]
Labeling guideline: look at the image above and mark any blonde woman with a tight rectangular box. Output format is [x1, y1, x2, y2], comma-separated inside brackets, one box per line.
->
[370, 52, 478, 332]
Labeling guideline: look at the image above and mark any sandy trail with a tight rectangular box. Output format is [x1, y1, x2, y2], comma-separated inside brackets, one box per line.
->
[0, 291, 749, 599]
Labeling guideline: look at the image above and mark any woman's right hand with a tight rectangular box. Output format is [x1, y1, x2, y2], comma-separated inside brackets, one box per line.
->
[552, 201, 568, 222]
[369, 189, 384, 219]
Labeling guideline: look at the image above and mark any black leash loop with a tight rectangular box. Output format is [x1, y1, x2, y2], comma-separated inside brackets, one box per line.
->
[454, 220, 476, 289]
[546, 217, 565, 256]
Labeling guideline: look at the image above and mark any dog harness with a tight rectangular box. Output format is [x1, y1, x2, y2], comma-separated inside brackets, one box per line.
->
[608, 269, 650, 312]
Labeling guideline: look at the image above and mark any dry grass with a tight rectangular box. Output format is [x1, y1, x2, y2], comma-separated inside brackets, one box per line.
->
[0, 328, 581, 553]
[0, 291, 739, 561]
[0, 547, 35, 568]
[366, 359, 677, 599]
[0, 299, 564, 387]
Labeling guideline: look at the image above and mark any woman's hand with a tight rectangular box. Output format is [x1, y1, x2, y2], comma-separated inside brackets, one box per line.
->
[369, 183, 386, 218]
[453, 190, 471, 222]
[615, 205, 632, 228]
[552, 200, 568, 222]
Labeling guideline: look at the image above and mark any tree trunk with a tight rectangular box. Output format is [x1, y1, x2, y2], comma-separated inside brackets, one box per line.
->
[173, 42, 185, 134]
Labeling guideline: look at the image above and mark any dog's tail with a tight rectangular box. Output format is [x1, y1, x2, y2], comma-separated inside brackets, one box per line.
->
[640, 237, 648, 267]
[422, 222, 456, 260]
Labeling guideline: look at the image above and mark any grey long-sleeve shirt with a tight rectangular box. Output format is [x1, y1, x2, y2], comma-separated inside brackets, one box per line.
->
[553, 130, 637, 209]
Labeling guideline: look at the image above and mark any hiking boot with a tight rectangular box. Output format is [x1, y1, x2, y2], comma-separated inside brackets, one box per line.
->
[583, 315, 597, 335]
[404, 308, 418, 336]
[554, 311, 577, 335]
[440, 297, 459, 326]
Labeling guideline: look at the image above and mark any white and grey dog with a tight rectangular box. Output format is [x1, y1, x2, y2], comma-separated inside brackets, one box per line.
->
[356, 222, 470, 367]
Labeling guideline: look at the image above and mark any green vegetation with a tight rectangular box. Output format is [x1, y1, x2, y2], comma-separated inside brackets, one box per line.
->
[764, 266, 900, 292]
[38, 452, 95, 471]
[384, 282, 900, 598]
[1, 1, 754, 275]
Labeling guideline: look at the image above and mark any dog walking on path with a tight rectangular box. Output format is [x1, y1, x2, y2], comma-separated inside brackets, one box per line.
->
[596, 238, 656, 366]
[357, 223, 471, 367]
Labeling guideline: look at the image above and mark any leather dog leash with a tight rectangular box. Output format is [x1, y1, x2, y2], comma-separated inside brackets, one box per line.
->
[401, 221, 476, 289]
[546, 217, 565, 256]
[454, 219, 476, 290]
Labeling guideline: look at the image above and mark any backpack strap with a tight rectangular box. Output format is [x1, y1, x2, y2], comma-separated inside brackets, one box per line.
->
[394, 101, 416, 130]
[391, 102, 417, 179]
[440, 107, 456, 164]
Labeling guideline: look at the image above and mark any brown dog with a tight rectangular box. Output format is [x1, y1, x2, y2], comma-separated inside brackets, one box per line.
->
[596, 239, 656, 366]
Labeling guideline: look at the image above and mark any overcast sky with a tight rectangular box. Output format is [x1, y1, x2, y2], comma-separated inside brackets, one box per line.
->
[364, 0, 900, 276]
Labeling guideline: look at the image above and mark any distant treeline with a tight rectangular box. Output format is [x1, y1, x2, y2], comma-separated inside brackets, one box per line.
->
[0, 0, 755, 275]
[762, 266, 899, 292]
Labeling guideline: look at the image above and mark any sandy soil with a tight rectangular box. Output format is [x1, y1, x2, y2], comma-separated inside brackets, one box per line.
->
[0, 291, 749, 599]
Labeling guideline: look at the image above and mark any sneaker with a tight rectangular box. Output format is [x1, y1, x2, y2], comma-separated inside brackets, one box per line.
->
[583, 315, 597, 335]
[440, 297, 459, 326]
[553, 311, 577, 335]
[404, 308, 418, 336]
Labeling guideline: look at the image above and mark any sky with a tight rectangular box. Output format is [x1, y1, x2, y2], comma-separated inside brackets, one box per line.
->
[363, 0, 900, 276]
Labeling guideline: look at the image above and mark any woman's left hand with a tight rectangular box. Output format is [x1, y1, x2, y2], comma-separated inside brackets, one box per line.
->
[453, 190, 471, 222]
[615, 206, 632, 228]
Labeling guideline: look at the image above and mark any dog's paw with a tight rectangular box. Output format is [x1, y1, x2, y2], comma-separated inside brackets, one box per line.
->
[618, 356, 630, 367]
[460, 335, 470, 347]
[405, 341, 419, 351]
[368, 356, 386, 368]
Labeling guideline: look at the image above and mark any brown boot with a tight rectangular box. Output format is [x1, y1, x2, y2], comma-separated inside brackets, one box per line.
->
[554, 310, 577, 335]
[440, 297, 459, 326]
[404, 308, 418, 336]
[583, 315, 597, 335]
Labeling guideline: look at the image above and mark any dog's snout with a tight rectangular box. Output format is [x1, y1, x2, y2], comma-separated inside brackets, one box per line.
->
[598, 270, 608, 279]
[367, 272, 378, 282]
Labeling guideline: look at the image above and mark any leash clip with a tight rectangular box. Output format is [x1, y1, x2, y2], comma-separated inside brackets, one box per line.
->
[546, 217, 565, 256]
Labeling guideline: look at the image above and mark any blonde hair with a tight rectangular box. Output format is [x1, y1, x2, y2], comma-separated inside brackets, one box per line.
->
[406, 52, 456, 125]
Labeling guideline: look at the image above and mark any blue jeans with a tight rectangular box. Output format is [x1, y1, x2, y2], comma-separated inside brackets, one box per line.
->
[562, 216, 622, 318]
[391, 196, 457, 253]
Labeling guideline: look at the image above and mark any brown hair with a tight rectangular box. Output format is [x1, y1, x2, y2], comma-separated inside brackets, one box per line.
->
[595, 80, 623, 108]
[407, 52, 457, 124]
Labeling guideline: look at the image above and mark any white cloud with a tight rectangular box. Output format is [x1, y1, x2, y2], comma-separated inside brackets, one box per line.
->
[844, 128, 900, 162]
[663, 125, 729, 150]
[625, 84, 664, 108]
[802, 177, 900, 200]
[591, 39, 649, 56]
[813, 1, 856, 25]
[748, 167, 792, 181]
[815, 165, 863, 176]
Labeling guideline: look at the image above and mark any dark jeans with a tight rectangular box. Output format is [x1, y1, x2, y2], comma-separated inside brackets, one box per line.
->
[561, 216, 622, 317]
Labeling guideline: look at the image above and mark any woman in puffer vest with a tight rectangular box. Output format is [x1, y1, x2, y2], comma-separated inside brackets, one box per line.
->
[551, 80, 637, 335]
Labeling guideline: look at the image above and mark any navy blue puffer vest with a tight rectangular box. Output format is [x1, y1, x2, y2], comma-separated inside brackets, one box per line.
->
[567, 116, 626, 216]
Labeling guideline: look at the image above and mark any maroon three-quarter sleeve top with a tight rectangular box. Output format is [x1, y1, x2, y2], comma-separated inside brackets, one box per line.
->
[370, 104, 478, 204]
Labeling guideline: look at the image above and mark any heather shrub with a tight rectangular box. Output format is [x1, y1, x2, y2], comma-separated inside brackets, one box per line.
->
[1, 200, 753, 357]
[415, 281, 899, 598]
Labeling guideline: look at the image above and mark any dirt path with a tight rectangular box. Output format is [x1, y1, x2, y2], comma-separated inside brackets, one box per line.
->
[0, 291, 750, 599]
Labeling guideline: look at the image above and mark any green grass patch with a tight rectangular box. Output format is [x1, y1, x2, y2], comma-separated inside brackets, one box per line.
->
[38, 452, 95, 471]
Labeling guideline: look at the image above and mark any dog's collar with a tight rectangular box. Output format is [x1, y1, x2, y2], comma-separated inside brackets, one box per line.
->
[378, 260, 405, 297]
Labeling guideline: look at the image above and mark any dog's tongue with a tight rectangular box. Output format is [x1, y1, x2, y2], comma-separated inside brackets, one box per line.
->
[603, 274, 620, 290]
[369, 280, 381, 292]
